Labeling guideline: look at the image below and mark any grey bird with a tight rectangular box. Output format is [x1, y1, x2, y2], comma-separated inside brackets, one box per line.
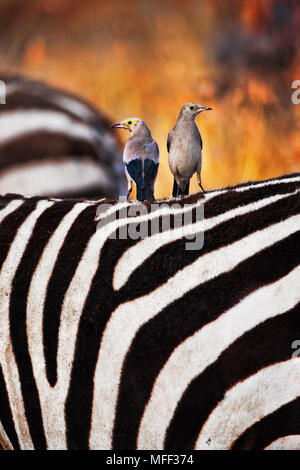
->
[167, 103, 212, 197]
[111, 117, 159, 201]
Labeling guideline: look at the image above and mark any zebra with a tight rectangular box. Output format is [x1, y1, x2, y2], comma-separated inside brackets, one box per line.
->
[0, 172, 299, 450]
[0, 72, 127, 199]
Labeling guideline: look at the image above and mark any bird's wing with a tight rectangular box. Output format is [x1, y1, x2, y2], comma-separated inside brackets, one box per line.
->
[144, 158, 159, 187]
[125, 139, 159, 194]
[144, 140, 159, 163]
[199, 133, 203, 150]
[125, 156, 144, 189]
[143, 140, 159, 186]
[196, 127, 203, 150]
[167, 129, 174, 153]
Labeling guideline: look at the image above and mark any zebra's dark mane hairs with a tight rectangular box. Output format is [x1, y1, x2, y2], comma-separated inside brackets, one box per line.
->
[0, 172, 299, 450]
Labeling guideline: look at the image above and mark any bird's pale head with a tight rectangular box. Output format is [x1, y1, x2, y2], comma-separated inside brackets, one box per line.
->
[110, 117, 151, 137]
[180, 103, 213, 120]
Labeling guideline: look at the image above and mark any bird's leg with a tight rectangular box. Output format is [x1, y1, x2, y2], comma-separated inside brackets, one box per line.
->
[199, 183, 206, 193]
[127, 182, 133, 201]
[127, 188, 132, 201]
[197, 171, 206, 193]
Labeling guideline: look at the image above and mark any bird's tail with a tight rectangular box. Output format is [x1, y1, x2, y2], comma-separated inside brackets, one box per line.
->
[172, 179, 190, 197]
[137, 185, 155, 202]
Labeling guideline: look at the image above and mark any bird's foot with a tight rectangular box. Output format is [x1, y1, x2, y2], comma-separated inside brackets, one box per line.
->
[198, 183, 206, 193]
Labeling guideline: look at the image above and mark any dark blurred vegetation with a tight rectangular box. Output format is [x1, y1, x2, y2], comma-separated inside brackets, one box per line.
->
[0, 0, 299, 196]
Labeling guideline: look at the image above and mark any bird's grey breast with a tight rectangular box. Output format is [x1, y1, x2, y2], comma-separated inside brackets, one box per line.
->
[168, 121, 202, 177]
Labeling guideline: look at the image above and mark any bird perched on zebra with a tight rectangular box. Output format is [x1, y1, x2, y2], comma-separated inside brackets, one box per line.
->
[167, 103, 212, 197]
[0, 172, 299, 450]
[0, 72, 127, 199]
[111, 118, 159, 201]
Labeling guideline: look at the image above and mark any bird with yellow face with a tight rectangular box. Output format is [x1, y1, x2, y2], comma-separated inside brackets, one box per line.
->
[111, 118, 159, 201]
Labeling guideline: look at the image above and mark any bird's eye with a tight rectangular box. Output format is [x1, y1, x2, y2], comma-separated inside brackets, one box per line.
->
[190, 106, 194, 111]
[127, 121, 132, 125]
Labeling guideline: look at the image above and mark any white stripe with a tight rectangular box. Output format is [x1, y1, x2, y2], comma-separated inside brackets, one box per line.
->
[0, 200, 53, 449]
[4, 80, 95, 122]
[0, 110, 97, 146]
[0, 157, 111, 197]
[265, 435, 300, 450]
[89, 213, 300, 449]
[113, 190, 297, 290]
[0, 419, 13, 450]
[94, 200, 133, 221]
[195, 359, 300, 449]
[50, 195, 217, 449]
[26, 202, 89, 449]
[47, 94, 97, 122]
[0, 199, 23, 223]
[94, 190, 220, 225]
[137, 266, 300, 449]
[163, 174, 300, 202]
[5, 82, 22, 96]
[235, 175, 300, 192]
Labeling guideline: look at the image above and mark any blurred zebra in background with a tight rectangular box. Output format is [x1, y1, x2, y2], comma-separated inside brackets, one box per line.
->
[0, 72, 126, 199]
[0, 173, 299, 450]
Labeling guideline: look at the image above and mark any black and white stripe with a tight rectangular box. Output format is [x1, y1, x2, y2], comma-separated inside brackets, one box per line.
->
[0, 73, 126, 199]
[0, 172, 299, 450]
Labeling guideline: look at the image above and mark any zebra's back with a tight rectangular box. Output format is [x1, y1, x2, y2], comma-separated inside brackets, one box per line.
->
[0, 72, 126, 199]
[0, 172, 299, 450]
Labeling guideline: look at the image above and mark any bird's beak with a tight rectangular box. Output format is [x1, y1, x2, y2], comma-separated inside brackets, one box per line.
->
[110, 123, 129, 130]
[200, 106, 213, 111]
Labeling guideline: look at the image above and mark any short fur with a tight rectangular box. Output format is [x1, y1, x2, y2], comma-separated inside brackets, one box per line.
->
[0, 173, 299, 450]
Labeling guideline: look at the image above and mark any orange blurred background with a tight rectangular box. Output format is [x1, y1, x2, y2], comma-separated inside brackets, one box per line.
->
[0, 0, 299, 198]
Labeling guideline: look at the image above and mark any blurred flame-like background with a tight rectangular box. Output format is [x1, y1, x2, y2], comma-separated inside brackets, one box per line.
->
[0, 0, 299, 198]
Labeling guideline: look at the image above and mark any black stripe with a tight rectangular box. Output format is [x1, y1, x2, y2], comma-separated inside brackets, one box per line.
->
[44, 185, 116, 200]
[224, 172, 300, 189]
[0, 72, 126, 199]
[1, 73, 110, 129]
[163, 175, 300, 207]
[165, 302, 300, 450]
[64, 186, 299, 449]
[63, 201, 164, 448]
[0, 133, 101, 170]
[112, 181, 299, 282]
[118, 188, 299, 301]
[0, 200, 36, 270]
[9, 201, 75, 449]
[114, 180, 299, 302]
[0, 364, 20, 449]
[64, 234, 138, 449]
[0, 138, 120, 199]
[43, 204, 96, 387]
[232, 398, 300, 450]
[113, 232, 300, 449]
[64, 200, 146, 448]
